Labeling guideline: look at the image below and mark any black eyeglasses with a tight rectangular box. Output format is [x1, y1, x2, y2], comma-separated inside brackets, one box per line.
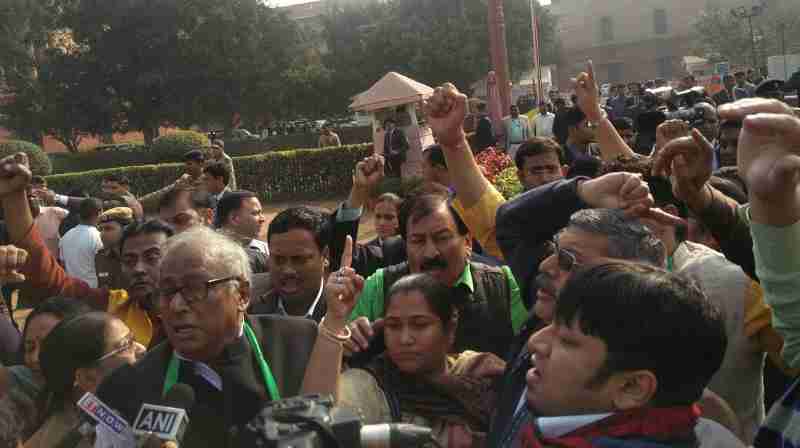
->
[95, 333, 135, 363]
[548, 241, 580, 272]
[158, 275, 240, 306]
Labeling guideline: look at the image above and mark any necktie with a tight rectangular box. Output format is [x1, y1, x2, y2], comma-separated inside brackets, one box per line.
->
[502, 405, 532, 448]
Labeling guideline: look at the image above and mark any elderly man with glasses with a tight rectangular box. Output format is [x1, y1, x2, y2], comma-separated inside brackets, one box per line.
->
[94, 225, 318, 446]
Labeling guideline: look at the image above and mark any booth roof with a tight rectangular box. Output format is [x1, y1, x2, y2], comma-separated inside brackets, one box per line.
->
[350, 72, 434, 112]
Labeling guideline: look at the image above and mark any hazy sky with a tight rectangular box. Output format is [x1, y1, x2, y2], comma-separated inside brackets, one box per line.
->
[272, 0, 550, 7]
[272, 0, 314, 6]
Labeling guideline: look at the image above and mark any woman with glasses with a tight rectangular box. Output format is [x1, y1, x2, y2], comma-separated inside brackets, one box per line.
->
[0, 297, 91, 444]
[24, 312, 141, 447]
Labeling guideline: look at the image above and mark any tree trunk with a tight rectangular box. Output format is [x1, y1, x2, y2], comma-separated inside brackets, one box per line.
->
[142, 126, 160, 146]
[55, 132, 82, 153]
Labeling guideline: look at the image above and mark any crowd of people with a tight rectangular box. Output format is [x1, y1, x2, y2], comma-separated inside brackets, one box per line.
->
[0, 60, 798, 448]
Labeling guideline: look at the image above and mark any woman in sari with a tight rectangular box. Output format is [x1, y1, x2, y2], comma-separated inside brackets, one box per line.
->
[303, 272, 504, 447]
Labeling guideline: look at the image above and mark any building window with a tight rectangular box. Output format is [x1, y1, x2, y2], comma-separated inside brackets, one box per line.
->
[600, 16, 613, 42]
[654, 9, 668, 34]
[607, 63, 623, 83]
[656, 56, 673, 79]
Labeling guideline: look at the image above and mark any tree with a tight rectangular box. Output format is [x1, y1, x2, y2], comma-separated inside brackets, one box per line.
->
[62, 0, 188, 145]
[0, 0, 74, 144]
[317, 0, 560, 115]
[167, 0, 299, 135]
[60, 0, 300, 143]
[692, 2, 800, 67]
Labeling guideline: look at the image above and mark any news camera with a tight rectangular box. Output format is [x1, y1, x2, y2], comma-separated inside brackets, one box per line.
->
[663, 105, 706, 128]
[636, 86, 711, 150]
[235, 394, 437, 448]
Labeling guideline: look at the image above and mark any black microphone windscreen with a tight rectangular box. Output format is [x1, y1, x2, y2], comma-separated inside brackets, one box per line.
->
[164, 383, 196, 410]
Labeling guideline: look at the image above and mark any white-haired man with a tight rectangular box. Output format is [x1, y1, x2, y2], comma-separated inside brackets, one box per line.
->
[91, 226, 319, 445]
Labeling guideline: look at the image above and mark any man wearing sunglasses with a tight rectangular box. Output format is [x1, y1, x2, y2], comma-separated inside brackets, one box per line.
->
[492, 181, 678, 447]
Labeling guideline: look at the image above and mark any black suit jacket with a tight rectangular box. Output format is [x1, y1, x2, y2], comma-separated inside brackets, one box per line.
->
[95, 315, 317, 447]
[487, 314, 543, 446]
[489, 178, 595, 444]
[383, 128, 409, 160]
[496, 177, 588, 307]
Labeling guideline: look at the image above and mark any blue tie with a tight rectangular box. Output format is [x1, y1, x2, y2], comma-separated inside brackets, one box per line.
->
[501, 405, 532, 448]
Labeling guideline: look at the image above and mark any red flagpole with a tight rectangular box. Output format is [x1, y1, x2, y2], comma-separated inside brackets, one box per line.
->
[530, 0, 543, 102]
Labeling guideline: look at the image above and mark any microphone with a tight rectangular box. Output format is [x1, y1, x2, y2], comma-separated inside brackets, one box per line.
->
[360, 423, 434, 448]
[132, 384, 195, 447]
[53, 392, 133, 448]
[77, 391, 132, 436]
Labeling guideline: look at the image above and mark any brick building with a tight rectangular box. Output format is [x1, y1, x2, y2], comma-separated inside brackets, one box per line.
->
[546, 0, 751, 87]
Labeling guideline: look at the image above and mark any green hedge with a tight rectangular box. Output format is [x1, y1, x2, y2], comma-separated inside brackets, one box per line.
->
[150, 131, 210, 161]
[0, 140, 52, 176]
[48, 131, 208, 175]
[47, 126, 373, 174]
[45, 144, 374, 202]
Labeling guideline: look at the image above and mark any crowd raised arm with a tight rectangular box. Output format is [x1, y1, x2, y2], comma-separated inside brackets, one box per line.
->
[1, 56, 800, 448]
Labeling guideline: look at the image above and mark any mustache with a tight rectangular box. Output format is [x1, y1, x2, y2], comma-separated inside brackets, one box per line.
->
[278, 273, 299, 282]
[535, 272, 557, 295]
[421, 257, 448, 271]
[131, 276, 151, 285]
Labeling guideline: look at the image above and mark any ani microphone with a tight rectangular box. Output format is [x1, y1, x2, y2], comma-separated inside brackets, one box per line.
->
[132, 383, 195, 448]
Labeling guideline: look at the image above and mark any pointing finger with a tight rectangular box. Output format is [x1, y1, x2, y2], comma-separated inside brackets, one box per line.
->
[646, 207, 688, 227]
[340, 236, 353, 270]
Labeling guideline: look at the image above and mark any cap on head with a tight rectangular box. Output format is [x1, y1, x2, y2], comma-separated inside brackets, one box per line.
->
[99, 207, 134, 226]
[183, 150, 205, 163]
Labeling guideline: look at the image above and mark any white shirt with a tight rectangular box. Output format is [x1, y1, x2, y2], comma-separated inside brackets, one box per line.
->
[277, 277, 325, 319]
[59, 224, 103, 288]
[248, 239, 270, 257]
[533, 112, 555, 138]
[537, 413, 612, 438]
[212, 189, 226, 203]
[35, 206, 69, 258]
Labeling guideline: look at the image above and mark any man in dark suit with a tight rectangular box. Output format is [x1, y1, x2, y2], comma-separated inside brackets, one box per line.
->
[382, 118, 408, 178]
[202, 161, 231, 215]
[95, 225, 318, 447]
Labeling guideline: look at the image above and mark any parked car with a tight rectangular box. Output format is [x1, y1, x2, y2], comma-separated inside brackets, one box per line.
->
[231, 129, 260, 141]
